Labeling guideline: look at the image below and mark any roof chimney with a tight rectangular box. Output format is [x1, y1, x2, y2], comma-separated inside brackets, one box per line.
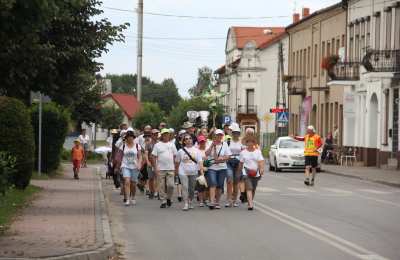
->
[293, 13, 300, 23]
[302, 7, 310, 19]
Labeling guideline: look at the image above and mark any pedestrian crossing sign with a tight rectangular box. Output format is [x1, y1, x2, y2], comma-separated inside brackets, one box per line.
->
[277, 112, 289, 123]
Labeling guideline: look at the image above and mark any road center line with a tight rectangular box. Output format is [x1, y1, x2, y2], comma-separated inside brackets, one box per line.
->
[254, 200, 390, 260]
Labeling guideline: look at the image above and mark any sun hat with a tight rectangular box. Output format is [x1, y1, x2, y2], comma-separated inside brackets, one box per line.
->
[151, 129, 160, 134]
[74, 139, 81, 143]
[120, 129, 127, 137]
[215, 129, 224, 135]
[307, 125, 315, 132]
[182, 121, 193, 129]
[169, 128, 175, 133]
[160, 128, 170, 135]
[229, 125, 241, 133]
[178, 129, 186, 135]
[111, 129, 118, 134]
[197, 135, 207, 143]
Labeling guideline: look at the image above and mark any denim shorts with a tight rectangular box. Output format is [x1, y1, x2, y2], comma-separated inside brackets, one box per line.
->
[206, 169, 226, 189]
[122, 167, 140, 182]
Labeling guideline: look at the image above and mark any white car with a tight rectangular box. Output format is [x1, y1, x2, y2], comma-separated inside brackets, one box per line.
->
[268, 136, 321, 172]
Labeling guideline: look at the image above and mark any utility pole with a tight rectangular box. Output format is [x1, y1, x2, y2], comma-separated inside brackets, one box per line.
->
[275, 41, 288, 137]
[136, 0, 143, 101]
[38, 92, 42, 176]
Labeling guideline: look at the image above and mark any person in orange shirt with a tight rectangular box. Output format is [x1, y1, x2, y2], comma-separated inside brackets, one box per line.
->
[294, 125, 323, 186]
[71, 139, 85, 179]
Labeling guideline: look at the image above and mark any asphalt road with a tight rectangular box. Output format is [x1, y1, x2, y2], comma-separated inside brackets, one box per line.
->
[103, 169, 400, 260]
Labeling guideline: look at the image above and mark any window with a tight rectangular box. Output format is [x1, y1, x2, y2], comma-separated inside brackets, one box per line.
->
[307, 46, 311, 78]
[386, 8, 392, 50]
[292, 52, 296, 74]
[366, 19, 371, 48]
[313, 44, 318, 77]
[342, 34, 345, 47]
[332, 38, 335, 54]
[327, 41, 331, 56]
[350, 24, 354, 60]
[395, 7, 400, 49]
[336, 39, 340, 54]
[246, 89, 255, 109]
[300, 49, 303, 76]
[384, 89, 389, 144]
[303, 49, 307, 76]
[297, 50, 300, 75]
[355, 35, 360, 61]
[321, 41, 325, 76]
[375, 13, 381, 50]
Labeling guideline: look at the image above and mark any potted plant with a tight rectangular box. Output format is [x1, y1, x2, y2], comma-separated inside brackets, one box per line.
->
[321, 55, 339, 79]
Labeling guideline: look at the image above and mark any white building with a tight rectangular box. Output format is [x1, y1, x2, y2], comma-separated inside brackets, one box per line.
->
[329, 0, 400, 168]
[215, 26, 288, 146]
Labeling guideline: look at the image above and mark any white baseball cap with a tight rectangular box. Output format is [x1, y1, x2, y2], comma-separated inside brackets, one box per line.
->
[120, 129, 127, 136]
[307, 125, 315, 132]
[178, 129, 186, 135]
[215, 129, 224, 135]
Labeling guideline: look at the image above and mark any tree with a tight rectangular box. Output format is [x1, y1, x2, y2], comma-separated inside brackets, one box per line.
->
[188, 66, 213, 97]
[70, 82, 103, 129]
[0, 0, 128, 106]
[133, 103, 165, 129]
[167, 97, 223, 129]
[99, 106, 124, 132]
[107, 74, 181, 114]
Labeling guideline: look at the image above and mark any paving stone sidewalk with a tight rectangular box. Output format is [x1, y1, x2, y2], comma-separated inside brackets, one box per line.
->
[0, 164, 114, 259]
[323, 164, 400, 187]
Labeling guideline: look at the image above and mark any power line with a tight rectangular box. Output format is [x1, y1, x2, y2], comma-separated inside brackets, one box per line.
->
[103, 6, 289, 20]
[124, 32, 285, 41]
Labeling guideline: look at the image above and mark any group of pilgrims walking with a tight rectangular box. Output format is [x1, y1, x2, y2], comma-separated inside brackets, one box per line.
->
[108, 121, 265, 211]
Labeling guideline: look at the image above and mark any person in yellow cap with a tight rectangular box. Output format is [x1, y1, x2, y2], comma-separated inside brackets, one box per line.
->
[71, 139, 85, 179]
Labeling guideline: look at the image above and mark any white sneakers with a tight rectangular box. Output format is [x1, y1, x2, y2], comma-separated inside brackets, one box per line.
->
[124, 200, 130, 206]
[182, 203, 189, 211]
[124, 198, 136, 207]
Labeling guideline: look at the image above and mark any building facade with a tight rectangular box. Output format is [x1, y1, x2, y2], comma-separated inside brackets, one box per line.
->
[215, 26, 288, 146]
[287, 4, 347, 145]
[329, 0, 400, 168]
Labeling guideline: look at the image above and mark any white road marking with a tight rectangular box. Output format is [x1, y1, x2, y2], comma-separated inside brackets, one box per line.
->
[280, 193, 309, 196]
[254, 200, 390, 260]
[287, 187, 316, 193]
[322, 187, 353, 194]
[358, 189, 393, 195]
[257, 187, 279, 193]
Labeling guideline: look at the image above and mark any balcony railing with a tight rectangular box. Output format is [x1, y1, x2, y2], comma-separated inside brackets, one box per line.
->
[237, 105, 257, 114]
[363, 49, 400, 72]
[329, 62, 360, 81]
[222, 105, 230, 113]
[287, 75, 306, 96]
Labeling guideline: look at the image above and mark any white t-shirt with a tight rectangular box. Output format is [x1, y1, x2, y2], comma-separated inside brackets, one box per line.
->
[239, 149, 264, 177]
[79, 134, 90, 145]
[229, 140, 244, 159]
[136, 134, 146, 149]
[152, 141, 177, 171]
[176, 147, 203, 175]
[208, 142, 232, 171]
[121, 144, 141, 169]
[115, 138, 124, 149]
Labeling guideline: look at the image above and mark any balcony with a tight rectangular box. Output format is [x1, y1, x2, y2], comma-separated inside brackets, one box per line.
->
[362, 49, 400, 73]
[222, 105, 230, 113]
[237, 105, 257, 114]
[287, 76, 306, 96]
[329, 62, 360, 81]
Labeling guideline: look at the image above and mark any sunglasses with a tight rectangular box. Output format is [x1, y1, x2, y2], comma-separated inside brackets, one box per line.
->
[184, 138, 192, 141]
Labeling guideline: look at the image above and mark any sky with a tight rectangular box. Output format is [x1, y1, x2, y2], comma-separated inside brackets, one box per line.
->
[98, 0, 339, 97]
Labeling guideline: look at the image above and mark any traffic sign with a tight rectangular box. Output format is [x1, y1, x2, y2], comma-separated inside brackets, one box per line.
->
[270, 108, 288, 113]
[223, 115, 232, 125]
[277, 112, 289, 122]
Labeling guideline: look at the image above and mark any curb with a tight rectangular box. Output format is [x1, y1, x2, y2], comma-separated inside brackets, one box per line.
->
[0, 167, 116, 260]
[323, 170, 400, 188]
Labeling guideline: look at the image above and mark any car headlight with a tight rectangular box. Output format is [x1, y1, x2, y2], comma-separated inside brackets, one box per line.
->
[279, 154, 288, 158]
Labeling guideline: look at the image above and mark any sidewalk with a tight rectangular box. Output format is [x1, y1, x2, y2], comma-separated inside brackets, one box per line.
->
[0, 164, 114, 260]
[323, 164, 400, 187]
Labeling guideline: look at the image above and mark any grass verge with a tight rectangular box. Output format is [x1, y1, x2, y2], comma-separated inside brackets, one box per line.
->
[0, 185, 41, 234]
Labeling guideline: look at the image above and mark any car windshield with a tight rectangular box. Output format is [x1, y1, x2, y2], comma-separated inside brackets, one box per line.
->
[279, 139, 304, 149]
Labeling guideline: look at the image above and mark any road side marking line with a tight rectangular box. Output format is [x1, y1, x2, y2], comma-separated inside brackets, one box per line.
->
[358, 189, 393, 195]
[321, 188, 353, 194]
[257, 187, 279, 193]
[288, 187, 316, 193]
[254, 200, 390, 260]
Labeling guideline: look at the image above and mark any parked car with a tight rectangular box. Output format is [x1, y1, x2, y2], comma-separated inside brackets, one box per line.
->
[269, 136, 321, 172]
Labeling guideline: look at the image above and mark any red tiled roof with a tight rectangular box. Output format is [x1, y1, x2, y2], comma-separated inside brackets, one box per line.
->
[258, 31, 287, 50]
[102, 93, 141, 120]
[230, 27, 285, 49]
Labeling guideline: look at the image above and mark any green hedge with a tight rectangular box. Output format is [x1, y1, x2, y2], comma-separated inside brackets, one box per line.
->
[31, 103, 70, 174]
[0, 97, 35, 190]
